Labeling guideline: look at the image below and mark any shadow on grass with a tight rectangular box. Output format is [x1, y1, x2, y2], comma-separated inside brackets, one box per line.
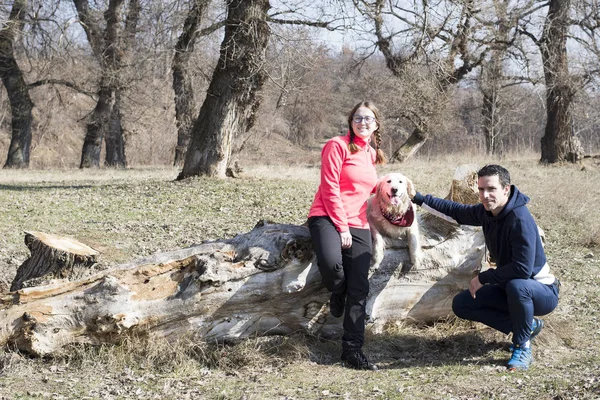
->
[373, 332, 509, 369]
[301, 331, 510, 369]
[0, 184, 94, 191]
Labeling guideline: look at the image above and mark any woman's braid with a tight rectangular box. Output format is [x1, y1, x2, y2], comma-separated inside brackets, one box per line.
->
[374, 129, 386, 164]
[348, 130, 359, 153]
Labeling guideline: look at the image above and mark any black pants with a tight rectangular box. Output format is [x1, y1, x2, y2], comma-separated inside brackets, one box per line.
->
[308, 216, 372, 351]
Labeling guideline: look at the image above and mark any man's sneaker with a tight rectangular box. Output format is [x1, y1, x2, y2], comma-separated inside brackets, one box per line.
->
[341, 349, 378, 371]
[507, 345, 533, 371]
[329, 292, 345, 318]
[530, 318, 544, 342]
[509, 318, 545, 351]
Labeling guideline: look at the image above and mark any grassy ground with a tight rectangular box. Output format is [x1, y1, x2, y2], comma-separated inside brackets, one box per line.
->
[0, 155, 599, 399]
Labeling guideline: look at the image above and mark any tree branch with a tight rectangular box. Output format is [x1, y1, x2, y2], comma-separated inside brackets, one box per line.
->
[28, 79, 95, 98]
[517, 27, 541, 46]
[198, 20, 227, 36]
[266, 17, 335, 31]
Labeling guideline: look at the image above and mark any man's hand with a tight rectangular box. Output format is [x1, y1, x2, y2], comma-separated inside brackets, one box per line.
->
[340, 231, 352, 249]
[469, 275, 483, 299]
[407, 179, 416, 200]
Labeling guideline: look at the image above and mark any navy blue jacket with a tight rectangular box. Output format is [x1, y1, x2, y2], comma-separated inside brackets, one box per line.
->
[413, 186, 546, 285]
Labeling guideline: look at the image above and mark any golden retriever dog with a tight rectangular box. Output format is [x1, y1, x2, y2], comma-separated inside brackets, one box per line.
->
[367, 173, 423, 273]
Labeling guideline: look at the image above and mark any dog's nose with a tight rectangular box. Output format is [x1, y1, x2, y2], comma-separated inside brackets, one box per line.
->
[391, 188, 398, 194]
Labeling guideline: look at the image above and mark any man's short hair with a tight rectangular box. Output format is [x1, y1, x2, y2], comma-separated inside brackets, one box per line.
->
[478, 164, 511, 187]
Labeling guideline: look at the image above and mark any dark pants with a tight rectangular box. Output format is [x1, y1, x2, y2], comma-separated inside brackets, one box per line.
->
[452, 278, 559, 346]
[308, 216, 372, 351]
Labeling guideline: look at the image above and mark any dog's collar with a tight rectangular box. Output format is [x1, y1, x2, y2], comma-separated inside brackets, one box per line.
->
[381, 202, 415, 227]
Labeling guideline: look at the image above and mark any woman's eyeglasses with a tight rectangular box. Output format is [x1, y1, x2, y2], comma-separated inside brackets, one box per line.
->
[352, 115, 376, 124]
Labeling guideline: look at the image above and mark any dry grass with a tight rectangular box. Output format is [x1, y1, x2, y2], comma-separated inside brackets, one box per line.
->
[1, 155, 599, 399]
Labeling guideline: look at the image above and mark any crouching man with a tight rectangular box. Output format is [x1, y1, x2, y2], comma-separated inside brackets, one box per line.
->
[409, 164, 559, 371]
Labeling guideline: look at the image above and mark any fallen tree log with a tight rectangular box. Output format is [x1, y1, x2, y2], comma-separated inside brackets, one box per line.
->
[0, 167, 487, 357]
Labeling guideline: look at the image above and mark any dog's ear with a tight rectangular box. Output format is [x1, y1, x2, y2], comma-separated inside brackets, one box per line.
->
[376, 175, 387, 196]
[406, 178, 416, 198]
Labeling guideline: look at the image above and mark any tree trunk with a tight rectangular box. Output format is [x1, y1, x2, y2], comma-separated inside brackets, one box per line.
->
[480, 1, 510, 157]
[80, 84, 114, 168]
[10, 232, 99, 292]
[104, 90, 127, 168]
[0, 168, 487, 357]
[177, 0, 270, 179]
[0, 0, 33, 169]
[1, 219, 484, 357]
[73, 0, 137, 169]
[390, 127, 429, 163]
[539, 0, 583, 163]
[172, 0, 210, 167]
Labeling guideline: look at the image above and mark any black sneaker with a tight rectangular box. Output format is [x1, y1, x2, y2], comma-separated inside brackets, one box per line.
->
[329, 292, 345, 318]
[341, 350, 378, 371]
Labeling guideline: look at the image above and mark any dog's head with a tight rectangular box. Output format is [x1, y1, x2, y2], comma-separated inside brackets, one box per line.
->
[376, 173, 412, 213]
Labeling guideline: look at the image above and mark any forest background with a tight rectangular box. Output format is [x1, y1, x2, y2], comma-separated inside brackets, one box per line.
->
[1, 0, 599, 171]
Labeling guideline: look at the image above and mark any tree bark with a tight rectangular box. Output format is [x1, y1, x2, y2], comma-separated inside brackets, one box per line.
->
[104, 91, 127, 168]
[390, 127, 429, 163]
[0, 169, 487, 357]
[539, 0, 583, 163]
[177, 0, 270, 179]
[74, 0, 139, 169]
[480, 1, 510, 157]
[0, 0, 34, 169]
[10, 232, 100, 292]
[172, 0, 210, 167]
[80, 83, 114, 168]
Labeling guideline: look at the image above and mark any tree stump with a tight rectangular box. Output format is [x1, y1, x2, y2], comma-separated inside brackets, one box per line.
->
[10, 232, 100, 292]
[0, 166, 490, 356]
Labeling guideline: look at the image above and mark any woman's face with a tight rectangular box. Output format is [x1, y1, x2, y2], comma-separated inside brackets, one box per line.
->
[351, 106, 378, 140]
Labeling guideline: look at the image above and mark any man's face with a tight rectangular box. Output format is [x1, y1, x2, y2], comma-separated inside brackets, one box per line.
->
[478, 174, 511, 216]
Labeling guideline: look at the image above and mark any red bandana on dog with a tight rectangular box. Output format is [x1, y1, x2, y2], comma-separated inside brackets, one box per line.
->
[382, 203, 415, 227]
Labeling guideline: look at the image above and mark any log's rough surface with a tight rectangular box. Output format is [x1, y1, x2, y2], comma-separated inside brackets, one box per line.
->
[0, 167, 489, 356]
[10, 232, 100, 291]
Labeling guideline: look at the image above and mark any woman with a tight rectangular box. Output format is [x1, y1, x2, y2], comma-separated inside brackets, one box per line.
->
[307, 101, 386, 370]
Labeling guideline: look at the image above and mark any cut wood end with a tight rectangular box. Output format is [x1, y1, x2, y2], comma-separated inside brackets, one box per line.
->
[25, 231, 100, 256]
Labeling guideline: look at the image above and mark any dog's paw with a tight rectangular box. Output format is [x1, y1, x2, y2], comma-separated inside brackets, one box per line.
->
[401, 262, 414, 274]
[409, 249, 424, 271]
[370, 250, 384, 269]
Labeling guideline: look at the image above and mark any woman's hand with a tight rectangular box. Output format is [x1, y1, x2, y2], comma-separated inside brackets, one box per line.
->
[340, 231, 352, 249]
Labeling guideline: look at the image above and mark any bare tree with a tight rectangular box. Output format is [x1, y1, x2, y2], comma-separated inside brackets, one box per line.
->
[538, 0, 583, 163]
[177, 0, 271, 179]
[479, 1, 513, 156]
[517, 0, 600, 163]
[1, 0, 33, 168]
[73, 0, 141, 168]
[171, 0, 225, 167]
[352, 0, 487, 162]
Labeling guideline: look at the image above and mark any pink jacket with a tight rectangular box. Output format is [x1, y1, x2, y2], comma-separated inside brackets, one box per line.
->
[308, 132, 377, 232]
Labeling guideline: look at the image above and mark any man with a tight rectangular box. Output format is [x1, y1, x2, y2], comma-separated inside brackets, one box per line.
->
[409, 164, 559, 370]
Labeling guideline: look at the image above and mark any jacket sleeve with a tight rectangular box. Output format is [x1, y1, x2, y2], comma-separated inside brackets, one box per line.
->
[320, 140, 348, 232]
[478, 214, 536, 284]
[413, 192, 484, 226]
